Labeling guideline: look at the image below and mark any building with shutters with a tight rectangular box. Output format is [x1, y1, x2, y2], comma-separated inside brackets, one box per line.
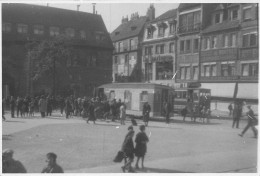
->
[2, 3, 113, 97]
[200, 3, 258, 102]
[110, 4, 156, 83]
[141, 8, 178, 88]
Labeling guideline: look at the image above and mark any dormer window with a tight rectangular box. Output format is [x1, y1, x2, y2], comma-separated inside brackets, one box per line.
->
[131, 26, 137, 31]
[158, 27, 165, 37]
[147, 28, 154, 39]
[215, 13, 221, 24]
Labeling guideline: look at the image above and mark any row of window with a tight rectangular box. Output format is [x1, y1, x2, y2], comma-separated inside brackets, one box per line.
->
[180, 39, 199, 54]
[201, 62, 258, 77]
[115, 39, 136, 53]
[2, 22, 105, 41]
[147, 23, 176, 39]
[144, 43, 175, 55]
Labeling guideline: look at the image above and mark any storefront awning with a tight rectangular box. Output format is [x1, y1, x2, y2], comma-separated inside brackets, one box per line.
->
[237, 83, 258, 99]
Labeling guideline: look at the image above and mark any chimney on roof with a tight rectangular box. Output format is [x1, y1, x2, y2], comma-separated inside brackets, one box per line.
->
[77, 5, 80, 11]
[130, 12, 139, 20]
[92, 3, 96, 14]
[146, 3, 155, 21]
[121, 16, 129, 24]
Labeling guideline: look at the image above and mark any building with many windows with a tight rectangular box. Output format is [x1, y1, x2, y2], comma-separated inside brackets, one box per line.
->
[200, 3, 258, 101]
[2, 3, 113, 97]
[110, 5, 155, 83]
[142, 8, 178, 88]
[176, 4, 217, 88]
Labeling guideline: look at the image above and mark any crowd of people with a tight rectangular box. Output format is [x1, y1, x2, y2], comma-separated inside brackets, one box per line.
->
[2, 95, 129, 123]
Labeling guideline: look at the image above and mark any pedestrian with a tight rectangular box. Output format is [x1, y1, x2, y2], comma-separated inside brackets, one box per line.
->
[65, 97, 72, 119]
[29, 99, 35, 117]
[142, 101, 151, 127]
[46, 96, 53, 116]
[181, 106, 188, 122]
[228, 103, 233, 117]
[41, 152, 64, 173]
[16, 97, 23, 117]
[232, 101, 240, 128]
[87, 101, 96, 124]
[187, 99, 194, 122]
[10, 96, 16, 118]
[134, 125, 149, 169]
[163, 101, 171, 124]
[82, 97, 89, 119]
[239, 105, 258, 138]
[103, 100, 110, 121]
[110, 99, 117, 122]
[39, 96, 47, 118]
[121, 129, 135, 173]
[120, 103, 126, 125]
[2, 149, 27, 173]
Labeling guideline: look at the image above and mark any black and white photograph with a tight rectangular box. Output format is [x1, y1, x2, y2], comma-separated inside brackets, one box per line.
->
[1, 1, 259, 174]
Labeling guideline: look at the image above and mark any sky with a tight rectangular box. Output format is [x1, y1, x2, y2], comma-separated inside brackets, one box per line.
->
[30, 3, 179, 33]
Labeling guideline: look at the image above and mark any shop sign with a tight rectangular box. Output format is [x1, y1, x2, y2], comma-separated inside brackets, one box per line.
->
[143, 55, 173, 63]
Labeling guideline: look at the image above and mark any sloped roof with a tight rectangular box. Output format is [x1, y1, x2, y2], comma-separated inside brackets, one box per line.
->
[202, 20, 240, 34]
[178, 3, 201, 11]
[2, 3, 113, 48]
[110, 16, 148, 42]
[151, 9, 177, 22]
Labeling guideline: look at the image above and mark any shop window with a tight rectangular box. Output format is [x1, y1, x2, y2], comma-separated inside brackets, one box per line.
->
[156, 62, 173, 80]
[17, 24, 28, 34]
[2, 23, 11, 33]
[33, 25, 44, 35]
[140, 91, 148, 102]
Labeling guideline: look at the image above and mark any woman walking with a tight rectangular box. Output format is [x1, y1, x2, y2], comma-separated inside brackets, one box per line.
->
[121, 129, 135, 173]
[134, 125, 149, 169]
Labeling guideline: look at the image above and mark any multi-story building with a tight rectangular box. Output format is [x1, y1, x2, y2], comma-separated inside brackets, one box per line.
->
[200, 3, 258, 102]
[176, 4, 217, 88]
[2, 3, 113, 97]
[142, 8, 178, 88]
[110, 5, 155, 83]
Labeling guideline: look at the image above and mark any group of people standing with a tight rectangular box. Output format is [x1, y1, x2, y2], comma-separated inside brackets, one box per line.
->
[120, 125, 149, 173]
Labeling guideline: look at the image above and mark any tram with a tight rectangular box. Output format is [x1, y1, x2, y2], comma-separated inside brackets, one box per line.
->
[174, 88, 211, 117]
[97, 83, 175, 117]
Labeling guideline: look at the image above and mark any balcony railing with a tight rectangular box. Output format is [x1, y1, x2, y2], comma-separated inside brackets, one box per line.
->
[178, 23, 201, 34]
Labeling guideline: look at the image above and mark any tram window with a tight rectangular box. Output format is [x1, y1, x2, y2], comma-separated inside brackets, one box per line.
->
[141, 91, 148, 102]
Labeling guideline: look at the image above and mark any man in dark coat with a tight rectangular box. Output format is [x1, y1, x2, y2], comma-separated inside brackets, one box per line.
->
[110, 99, 117, 122]
[232, 101, 240, 128]
[2, 149, 27, 173]
[41, 152, 64, 173]
[239, 105, 258, 138]
[134, 125, 149, 169]
[121, 129, 135, 173]
[163, 101, 172, 124]
[10, 96, 16, 118]
[87, 101, 96, 124]
[16, 97, 23, 118]
[143, 102, 151, 127]
[65, 97, 72, 119]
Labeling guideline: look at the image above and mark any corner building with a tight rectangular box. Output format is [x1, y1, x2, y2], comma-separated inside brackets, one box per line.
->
[2, 3, 113, 97]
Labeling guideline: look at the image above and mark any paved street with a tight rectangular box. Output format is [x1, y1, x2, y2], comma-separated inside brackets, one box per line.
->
[2, 111, 258, 173]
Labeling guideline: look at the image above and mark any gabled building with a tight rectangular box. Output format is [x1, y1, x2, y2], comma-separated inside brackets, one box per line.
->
[176, 3, 217, 88]
[110, 5, 155, 83]
[141, 8, 178, 89]
[2, 3, 113, 97]
[200, 3, 258, 102]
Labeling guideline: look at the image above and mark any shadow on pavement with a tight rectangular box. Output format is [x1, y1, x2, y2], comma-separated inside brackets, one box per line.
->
[137, 167, 193, 173]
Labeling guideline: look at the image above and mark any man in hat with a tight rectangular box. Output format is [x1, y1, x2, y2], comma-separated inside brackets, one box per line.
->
[143, 101, 151, 127]
[2, 149, 27, 173]
[41, 152, 64, 173]
[239, 105, 258, 138]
